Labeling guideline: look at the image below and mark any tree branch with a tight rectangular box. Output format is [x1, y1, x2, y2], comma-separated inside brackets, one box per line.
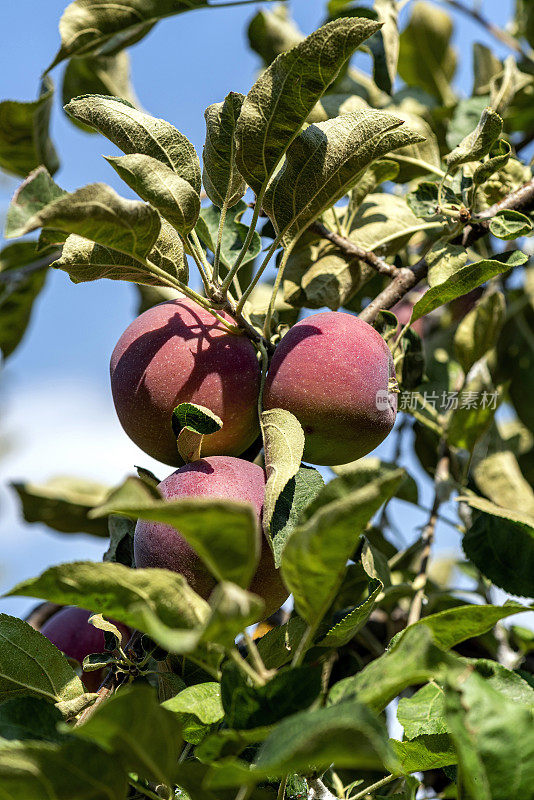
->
[439, 0, 532, 61]
[310, 221, 398, 277]
[359, 178, 534, 324]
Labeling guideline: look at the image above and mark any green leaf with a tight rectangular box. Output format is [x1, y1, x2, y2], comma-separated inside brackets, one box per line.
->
[7, 182, 161, 263]
[472, 138, 511, 189]
[195, 725, 271, 763]
[445, 671, 534, 799]
[255, 616, 308, 671]
[6, 561, 209, 636]
[264, 110, 423, 246]
[445, 107, 503, 172]
[173, 403, 223, 436]
[398, 1, 457, 104]
[318, 577, 383, 648]
[473, 450, 534, 519]
[49, 0, 209, 67]
[64, 95, 201, 192]
[406, 181, 459, 220]
[270, 466, 325, 568]
[163, 682, 223, 744]
[463, 507, 534, 597]
[489, 208, 533, 240]
[75, 684, 182, 785]
[12, 477, 111, 537]
[0, 738, 128, 800]
[0, 242, 49, 360]
[221, 662, 322, 730]
[454, 290, 506, 373]
[331, 458, 419, 504]
[235, 16, 382, 196]
[137, 581, 264, 654]
[281, 467, 403, 625]
[247, 6, 304, 66]
[54, 219, 186, 287]
[106, 153, 200, 235]
[446, 95, 488, 149]
[261, 408, 305, 544]
[196, 202, 261, 274]
[203, 93, 246, 209]
[411, 250, 527, 322]
[0, 614, 84, 704]
[0, 77, 59, 177]
[391, 734, 457, 773]
[328, 626, 458, 712]
[92, 476, 260, 590]
[208, 701, 398, 787]
[370, 0, 400, 95]
[5, 167, 65, 239]
[391, 602, 527, 651]
[62, 53, 138, 126]
[0, 697, 64, 743]
[398, 659, 534, 740]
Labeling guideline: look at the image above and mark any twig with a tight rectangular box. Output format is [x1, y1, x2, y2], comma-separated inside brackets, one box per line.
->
[310, 221, 398, 277]
[348, 774, 396, 800]
[359, 178, 534, 323]
[407, 449, 450, 626]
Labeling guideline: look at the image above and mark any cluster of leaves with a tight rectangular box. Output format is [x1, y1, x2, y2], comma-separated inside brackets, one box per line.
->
[1, 1, 534, 799]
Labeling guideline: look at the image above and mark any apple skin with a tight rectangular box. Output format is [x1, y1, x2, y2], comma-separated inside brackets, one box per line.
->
[263, 311, 397, 466]
[40, 607, 130, 692]
[134, 456, 288, 617]
[110, 298, 261, 466]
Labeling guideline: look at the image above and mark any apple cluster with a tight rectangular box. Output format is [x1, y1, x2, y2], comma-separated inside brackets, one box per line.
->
[42, 298, 397, 677]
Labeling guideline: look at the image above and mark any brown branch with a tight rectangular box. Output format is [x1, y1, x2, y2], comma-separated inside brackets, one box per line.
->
[439, 0, 531, 60]
[310, 221, 398, 277]
[407, 450, 450, 626]
[359, 178, 534, 324]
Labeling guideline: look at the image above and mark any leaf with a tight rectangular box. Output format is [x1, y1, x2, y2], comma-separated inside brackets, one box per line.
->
[348, 192, 427, 254]
[49, 0, 209, 67]
[54, 219, 186, 287]
[0, 697, 63, 744]
[163, 682, 223, 744]
[411, 250, 527, 321]
[370, 0, 399, 95]
[331, 458, 419, 504]
[398, 1, 457, 104]
[255, 616, 308, 671]
[472, 139, 511, 189]
[328, 626, 458, 712]
[270, 466, 325, 568]
[173, 403, 223, 436]
[6, 561, 209, 636]
[445, 107, 503, 172]
[398, 659, 534, 740]
[7, 182, 161, 262]
[92, 476, 260, 590]
[220, 662, 322, 730]
[446, 95, 488, 150]
[318, 577, 383, 648]
[473, 450, 534, 518]
[472, 43, 502, 96]
[391, 602, 527, 651]
[247, 6, 304, 66]
[203, 93, 246, 209]
[0, 242, 49, 360]
[196, 202, 261, 275]
[261, 408, 305, 543]
[0, 738, 128, 800]
[106, 153, 200, 235]
[62, 52, 138, 124]
[264, 110, 423, 246]
[12, 477, 110, 537]
[0, 77, 59, 177]
[208, 701, 398, 787]
[406, 181, 460, 220]
[0, 614, 84, 704]
[281, 467, 403, 625]
[75, 684, 182, 785]
[235, 16, 382, 196]
[445, 671, 534, 799]
[489, 208, 533, 240]
[391, 734, 457, 773]
[463, 507, 534, 597]
[64, 95, 201, 191]
[454, 290, 506, 373]
[5, 167, 65, 239]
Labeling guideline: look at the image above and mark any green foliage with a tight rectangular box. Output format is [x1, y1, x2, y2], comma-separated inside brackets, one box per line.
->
[2, 1, 534, 796]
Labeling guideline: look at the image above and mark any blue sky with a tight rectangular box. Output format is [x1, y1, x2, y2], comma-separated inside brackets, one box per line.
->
[0, 0, 523, 620]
